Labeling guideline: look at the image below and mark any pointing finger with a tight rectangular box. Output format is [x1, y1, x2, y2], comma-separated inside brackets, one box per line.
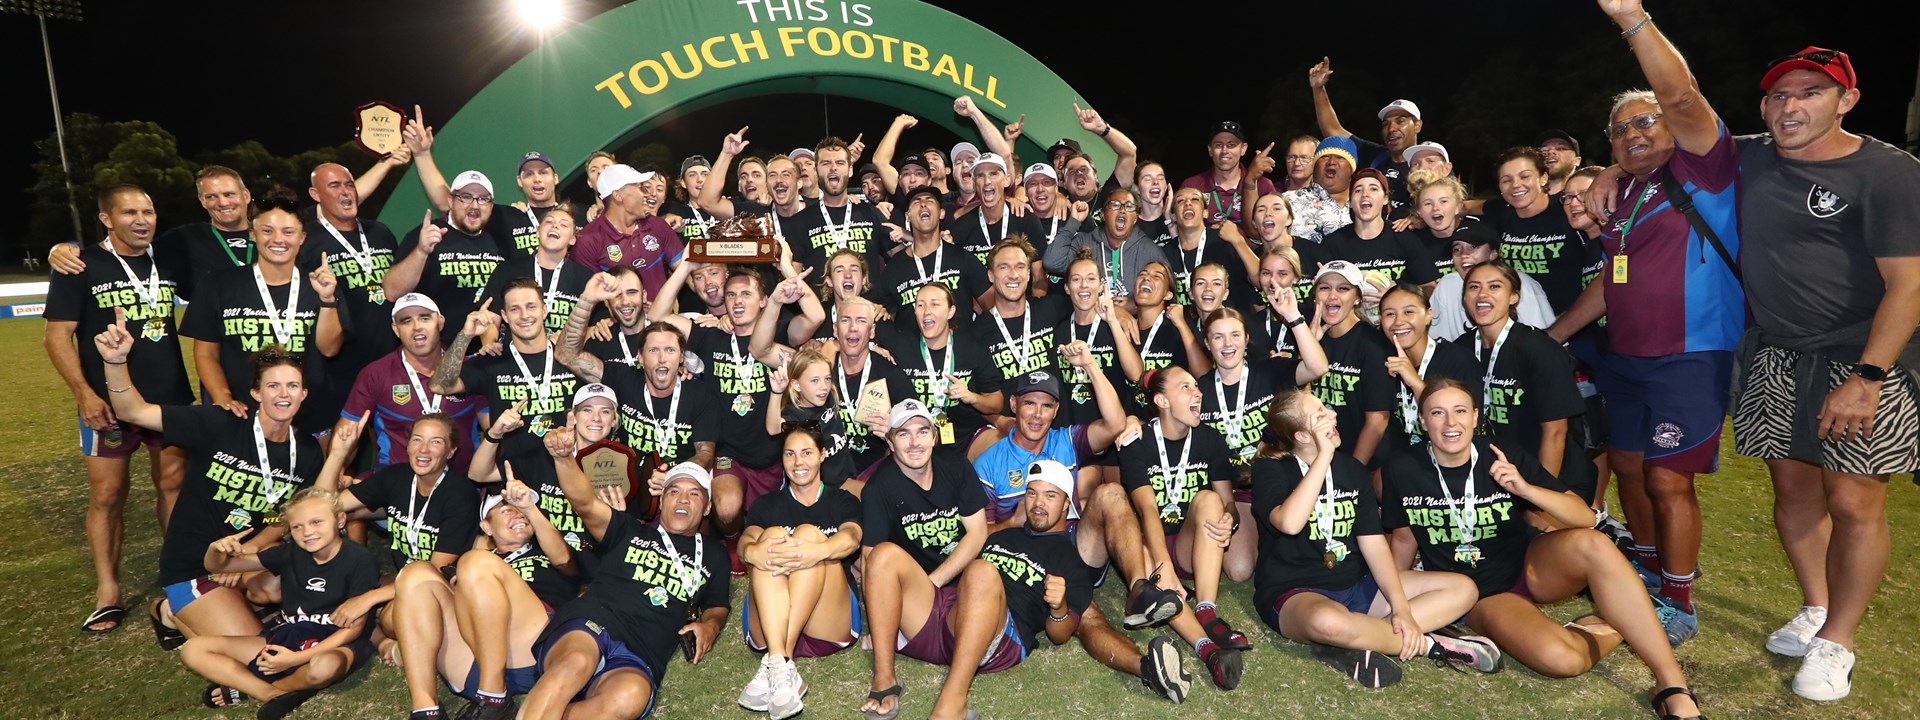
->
[1490, 444, 1509, 464]
[1260, 142, 1275, 156]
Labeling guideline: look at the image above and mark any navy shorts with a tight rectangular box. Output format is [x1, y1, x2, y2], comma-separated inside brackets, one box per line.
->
[251, 621, 373, 683]
[451, 661, 542, 699]
[1604, 351, 1730, 473]
[1263, 575, 1383, 631]
[534, 617, 656, 714]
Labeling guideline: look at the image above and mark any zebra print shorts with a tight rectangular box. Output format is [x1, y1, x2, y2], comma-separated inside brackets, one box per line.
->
[1732, 344, 1920, 476]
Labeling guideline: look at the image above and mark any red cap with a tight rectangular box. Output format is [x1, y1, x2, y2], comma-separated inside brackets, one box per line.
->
[1350, 167, 1389, 192]
[1761, 47, 1856, 91]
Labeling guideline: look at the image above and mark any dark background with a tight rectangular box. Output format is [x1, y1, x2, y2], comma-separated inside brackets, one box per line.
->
[5, 0, 1917, 259]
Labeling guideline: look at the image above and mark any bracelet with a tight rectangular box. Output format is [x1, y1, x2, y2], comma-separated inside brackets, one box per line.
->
[108, 385, 133, 394]
[482, 433, 503, 444]
[1620, 13, 1651, 38]
[319, 299, 338, 308]
[1049, 611, 1072, 623]
[1097, 125, 1111, 138]
[103, 359, 128, 365]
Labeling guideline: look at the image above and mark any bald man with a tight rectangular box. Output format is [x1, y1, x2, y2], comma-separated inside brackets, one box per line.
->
[302, 162, 405, 419]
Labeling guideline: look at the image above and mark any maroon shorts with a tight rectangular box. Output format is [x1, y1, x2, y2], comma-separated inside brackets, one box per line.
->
[897, 586, 1025, 673]
[80, 418, 163, 459]
[1503, 573, 1534, 602]
[741, 586, 860, 659]
[717, 458, 786, 509]
[1163, 532, 1195, 581]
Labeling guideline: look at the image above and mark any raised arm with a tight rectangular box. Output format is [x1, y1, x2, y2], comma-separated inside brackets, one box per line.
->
[1602, 0, 1720, 152]
[353, 145, 413, 203]
[502, 469, 576, 574]
[382, 210, 442, 300]
[1074, 103, 1137, 188]
[310, 265, 344, 357]
[697, 127, 749, 220]
[431, 300, 496, 395]
[402, 105, 453, 213]
[1070, 341, 1130, 451]
[557, 273, 616, 383]
[751, 269, 818, 365]
[1307, 58, 1351, 140]
[545, 427, 614, 542]
[873, 114, 916, 194]
[646, 260, 702, 327]
[954, 97, 1013, 161]
[91, 311, 165, 431]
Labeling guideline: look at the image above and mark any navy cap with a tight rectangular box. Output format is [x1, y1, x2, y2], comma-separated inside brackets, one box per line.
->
[1010, 369, 1061, 400]
[518, 151, 553, 173]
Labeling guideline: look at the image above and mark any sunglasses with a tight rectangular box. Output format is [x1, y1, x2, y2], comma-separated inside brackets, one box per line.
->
[1605, 112, 1663, 140]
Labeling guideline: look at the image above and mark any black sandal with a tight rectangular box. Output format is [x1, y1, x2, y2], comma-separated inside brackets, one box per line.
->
[149, 599, 185, 650]
[860, 683, 905, 720]
[1652, 686, 1705, 720]
[204, 683, 246, 709]
[259, 688, 320, 720]
[81, 604, 125, 634]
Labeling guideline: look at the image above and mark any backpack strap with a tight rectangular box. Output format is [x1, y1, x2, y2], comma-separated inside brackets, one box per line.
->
[1657, 171, 1740, 282]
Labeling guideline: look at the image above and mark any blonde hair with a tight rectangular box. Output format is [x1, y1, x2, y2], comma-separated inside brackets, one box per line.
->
[283, 486, 342, 518]
[1407, 169, 1466, 204]
[1264, 244, 1303, 278]
[784, 346, 834, 407]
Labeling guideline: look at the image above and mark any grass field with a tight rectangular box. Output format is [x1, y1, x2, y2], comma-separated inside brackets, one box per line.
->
[5, 315, 1920, 719]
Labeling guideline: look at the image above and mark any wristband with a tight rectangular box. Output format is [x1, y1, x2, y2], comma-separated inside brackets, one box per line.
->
[1283, 315, 1307, 329]
[103, 359, 128, 365]
[482, 433, 503, 444]
[319, 299, 338, 308]
[1097, 126, 1112, 138]
[1853, 363, 1889, 382]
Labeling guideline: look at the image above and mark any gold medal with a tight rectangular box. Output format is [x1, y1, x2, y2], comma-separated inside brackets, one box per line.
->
[142, 319, 167, 342]
[731, 393, 754, 417]
[1323, 551, 1337, 569]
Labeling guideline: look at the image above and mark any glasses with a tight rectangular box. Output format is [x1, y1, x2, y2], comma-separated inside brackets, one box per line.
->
[1604, 112, 1663, 139]
[1284, 155, 1315, 164]
[1106, 201, 1137, 212]
[452, 193, 493, 205]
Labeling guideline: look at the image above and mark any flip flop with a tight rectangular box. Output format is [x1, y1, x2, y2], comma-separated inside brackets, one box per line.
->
[149, 599, 185, 650]
[860, 682, 905, 720]
[81, 604, 125, 634]
[204, 683, 246, 709]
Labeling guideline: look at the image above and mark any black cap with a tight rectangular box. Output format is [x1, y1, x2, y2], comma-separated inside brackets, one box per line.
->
[1211, 121, 1247, 142]
[897, 154, 931, 175]
[1448, 218, 1499, 248]
[679, 155, 711, 175]
[1010, 369, 1061, 400]
[857, 162, 881, 179]
[902, 184, 943, 205]
[1535, 129, 1580, 157]
[1047, 138, 1082, 157]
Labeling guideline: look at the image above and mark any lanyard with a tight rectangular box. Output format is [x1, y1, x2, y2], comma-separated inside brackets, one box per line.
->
[919, 335, 955, 409]
[991, 306, 1033, 370]
[836, 355, 871, 408]
[912, 241, 944, 283]
[251, 264, 301, 347]
[102, 242, 164, 313]
[655, 525, 704, 597]
[404, 356, 443, 414]
[978, 203, 1008, 246]
[728, 333, 757, 390]
[1153, 419, 1194, 515]
[1071, 315, 1102, 348]
[212, 223, 253, 267]
[1106, 242, 1126, 294]
[1212, 365, 1251, 440]
[642, 381, 685, 457]
[252, 415, 296, 508]
[1140, 311, 1167, 356]
[684, 203, 709, 229]
[1617, 173, 1661, 255]
[1296, 455, 1339, 545]
[1178, 233, 1207, 289]
[1398, 336, 1437, 434]
[1429, 445, 1480, 548]
[818, 201, 852, 251]
[317, 217, 373, 276]
[1475, 320, 1514, 412]
[511, 340, 557, 401]
[404, 469, 449, 551]
[533, 257, 566, 311]
[616, 330, 637, 366]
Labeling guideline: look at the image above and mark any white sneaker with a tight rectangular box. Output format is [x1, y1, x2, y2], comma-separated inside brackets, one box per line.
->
[1792, 637, 1855, 702]
[737, 654, 775, 711]
[769, 659, 807, 720]
[1766, 605, 1828, 657]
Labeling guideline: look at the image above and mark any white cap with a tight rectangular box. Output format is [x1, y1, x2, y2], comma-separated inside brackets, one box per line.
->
[663, 461, 712, 495]
[572, 383, 618, 409]
[949, 142, 980, 163]
[450, 170, 494, 197]
[888, 398, 936, 431]
[480, 491, 536, 521]
[1313, 259, 1365, 288]
[1377, 99, 1422, 121]
[970, 152, 1007, 175]
[788, 147, 815, 161]
[1026, 459, 1079, 520]
[596, 163, 656, 199]
[389, 292, 439, 320]
[1022, 162, 1058, 184]
[1401, 141, 1449, 164]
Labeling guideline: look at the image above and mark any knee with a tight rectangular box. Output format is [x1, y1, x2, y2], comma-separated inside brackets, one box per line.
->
[1529, 645, 1593, 679]
[546, 643, 598, 681]
[394, 560, 447, 592]
[455, 549, 506, 584]
[1645, 469, 1696, 499]
[603, 678, 654, 719]
[1089, 483, 1127, 515]
[1190, 488, 1225, 516]
[304, 650, 345, 681]
[869, 542, 909, 573]
[87, 476, 129, 508]
[789, 524, 828, 544]
[1826, 481, 1888, 524]
[959, 560, 1002, 594]
[1303, 607, 1355, 644]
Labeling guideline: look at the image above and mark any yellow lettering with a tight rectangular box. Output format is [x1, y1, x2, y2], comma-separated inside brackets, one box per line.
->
[843, 30, 873, 59]
[962, 63, 984, 95]
[870, 33, 898, 62]
[806, 26, 840, 56]
[931, 54, 960, 85]
[732, 30, 768, 62]
[701, 36, 735, 69]
[902, 41, 928, 71]
[983, 74, 1004, 108]
[778, 26, 806, 57]
[594, 73, 633, 109]
[664, 44, 702, 80]
[628, 59, 669, 94]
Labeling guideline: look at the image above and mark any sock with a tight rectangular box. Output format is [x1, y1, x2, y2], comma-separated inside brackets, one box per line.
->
[1193, 637, 1215, 655]
[1194, 603, 1218, 626]
[408, 707, 442, 720]
[1660, 571, 1695, 612]
[1419, 634, 1437, 656]
[476, 689, 507, 707]
[1632, 545, 1661, 573]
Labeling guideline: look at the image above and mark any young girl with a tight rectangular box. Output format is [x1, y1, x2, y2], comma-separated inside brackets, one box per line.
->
[1382, 379, 1703, 719]
[186, 487, 379, 719]
[1378, 284, 1481, 463]
[1450, 261, 1595, 504]
[1251, 389, 1498, 687]
[738, 426, 865, 719]
[767, 347, 859, 494]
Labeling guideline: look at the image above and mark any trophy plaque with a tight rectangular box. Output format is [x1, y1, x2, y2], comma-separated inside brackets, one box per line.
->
[854, 379, 892, 427]
[353, 101, 407, 159]
[687, 213, 780, 264]
[576, 440, 659, 520]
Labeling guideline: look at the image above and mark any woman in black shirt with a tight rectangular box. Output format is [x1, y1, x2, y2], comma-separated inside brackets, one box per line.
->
[1378, 284, 1481, 468]
[1381, 379, 1703, 718]
[1251, 389, 1496, 687]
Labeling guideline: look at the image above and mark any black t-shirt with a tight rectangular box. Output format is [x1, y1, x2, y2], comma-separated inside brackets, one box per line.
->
[180, 264, 332, 428]
[492, 448, 597, 554]
[832, 355, 916, 470]
[482, 254, 593, 338]
[1309, 323, 1397, 456]
[1322, 225, 1440, 287]
[1484, 196, 1588, 314]
[970, 296, 1068, 385]
[1380, 339, 1482, 460]
[979, 527, 1094, 641]
[398, 225, 507, 345]
[1251, 453, 1382, 611]
[43, 244, 193, 403]
[487, 202, 554, 257]
[1450, 323, 1592, 500]
[157, 406, 323, 584]
[154, 222, 254, 301]
[497, 541, 582, 611]
[744, 482, 863, 536]
[1052, 317, 1133, 424]
[685, 325, 778, 468]
[300, 217, 403, 374]
[1197, 359, 1295, 480]
[599, 365, 718, 467]
[946, 204, 1040, 267]
[348, 463, 480, 567]
[1381, 437, 1569, 598]
[869, 244, 990, 321]
[882, 334, 1002, 452]
[1118, 424, 1232, 535]
[1403, 226, 1464, 280]
[1130, 311, 1191, 410]
[860, 455, 986, 574]
[260, 540, 379, 628]
[781, 198, 891, 275]
[661, 200, 721, 243]
[1167, 230, 1253, 309]
[554, 510, 730, 683]
[782, 399, 856, 486]
[458, 345, 582, 456]
[1353, 136, 1414, 217]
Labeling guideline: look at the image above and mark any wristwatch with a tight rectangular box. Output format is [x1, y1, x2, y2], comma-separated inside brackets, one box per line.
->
[1853, 363, 1888, 382]
[1283, 316, 1307, 329]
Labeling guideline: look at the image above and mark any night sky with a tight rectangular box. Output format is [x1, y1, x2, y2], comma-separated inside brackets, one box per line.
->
[5, 0, 1917, 250]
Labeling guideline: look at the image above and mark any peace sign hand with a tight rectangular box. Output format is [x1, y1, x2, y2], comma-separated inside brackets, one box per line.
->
[721, 126, 751, 157]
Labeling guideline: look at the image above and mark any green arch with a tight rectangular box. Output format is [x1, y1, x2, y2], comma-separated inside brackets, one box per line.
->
[377, 0, 1113, 230]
